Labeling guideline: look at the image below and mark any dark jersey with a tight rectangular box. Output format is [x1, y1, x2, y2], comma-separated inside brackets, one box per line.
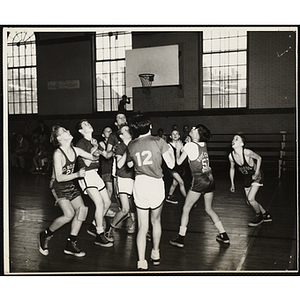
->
[230, 148, 264, 187]
[50, 146, 77, 187]
[168, 143, 183, 174]
[115, 141, 134, 179]
[99, 140, 113, 175]
[76, 138, 100, 171]
[184, 142, 210, 176]
[107, 131, 119, 147]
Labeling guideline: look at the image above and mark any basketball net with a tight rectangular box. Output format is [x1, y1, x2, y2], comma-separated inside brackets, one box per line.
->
[139, 73, 155, 98]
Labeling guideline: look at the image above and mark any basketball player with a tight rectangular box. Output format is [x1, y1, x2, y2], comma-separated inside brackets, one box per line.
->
[99, 126, 114, 208]
[106, 112, 136, 232]
[170, 124, 230, 248]
[165, 129, 187, 204]
[106, 124, 135, 242]
[76, 120, 113, 247]
[38, 125, 100, 257]
[229, 134, 272, 226]
[127, 112, 175, 270]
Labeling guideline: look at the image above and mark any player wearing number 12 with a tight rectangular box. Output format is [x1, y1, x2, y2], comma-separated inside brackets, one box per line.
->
[127, 112, 175, 271]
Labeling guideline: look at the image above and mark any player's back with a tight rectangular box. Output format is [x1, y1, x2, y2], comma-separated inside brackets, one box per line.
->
[128, 135, 168, 179]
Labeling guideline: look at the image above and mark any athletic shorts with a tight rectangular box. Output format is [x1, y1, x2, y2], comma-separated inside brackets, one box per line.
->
[133, 175, 165, 210]
[190, 172, 215, 194]
[51, 180, 81, 206]
[101, 173, 112, 183]
[117, 177, 134, 196]
[244, 170, 264, 188]
[78, 169, 106, 194]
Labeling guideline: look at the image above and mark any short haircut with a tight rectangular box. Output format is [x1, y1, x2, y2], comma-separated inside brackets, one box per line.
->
[115, 111, 127, 122]
[130, 111, 151, 138]
[76, 119, 88, 132]
[117, 123, 131, 136]
[195, 124, 211, 142]
[50, 125, 61, 147]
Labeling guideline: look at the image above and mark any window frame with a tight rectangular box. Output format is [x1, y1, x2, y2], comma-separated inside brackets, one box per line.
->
[201, 30, 248, 110]
[94, 31, 132, 112]
[7, 30, 38, 115]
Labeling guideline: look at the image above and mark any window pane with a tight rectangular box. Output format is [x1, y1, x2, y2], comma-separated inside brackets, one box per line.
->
[238, 66, 247, 79]
[238, 80, 247, 93]
[7, 30, 37, 114]
[95, 31, 132, 112]
[203, 95, 211, 108]
[238, 52, 247, 64]
[238, 94, 246, 107]
[202, 30, 247, 109]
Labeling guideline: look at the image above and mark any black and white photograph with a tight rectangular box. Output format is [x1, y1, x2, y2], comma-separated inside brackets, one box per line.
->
[2, 24, 298, 277]
[1, 18, 299, 300]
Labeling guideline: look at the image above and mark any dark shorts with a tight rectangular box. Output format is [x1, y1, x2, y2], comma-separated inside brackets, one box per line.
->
[244, 169, 264, 188]
[50, 180, 81, 205]
[101, 173, 113, 183]
[190, 172, 215, 194]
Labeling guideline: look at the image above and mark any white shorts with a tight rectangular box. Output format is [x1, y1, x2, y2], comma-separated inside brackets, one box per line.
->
[78, 169, 106, 194]
[117, 177, 134, 196]
[133, 175, 165, 210]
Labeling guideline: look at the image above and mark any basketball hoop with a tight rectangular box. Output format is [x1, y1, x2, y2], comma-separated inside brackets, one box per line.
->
[139, 73, 155, 97]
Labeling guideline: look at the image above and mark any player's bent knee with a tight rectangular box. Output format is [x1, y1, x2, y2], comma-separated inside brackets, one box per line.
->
[76, 206, 88, 221]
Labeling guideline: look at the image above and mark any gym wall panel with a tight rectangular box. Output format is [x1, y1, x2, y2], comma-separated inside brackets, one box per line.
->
[36, 32, 94, 115]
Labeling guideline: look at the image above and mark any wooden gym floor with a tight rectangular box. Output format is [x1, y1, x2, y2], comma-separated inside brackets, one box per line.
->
[4, 163, 298, 275]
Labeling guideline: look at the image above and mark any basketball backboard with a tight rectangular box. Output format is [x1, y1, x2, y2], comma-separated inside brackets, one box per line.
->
[125, 44, 179, 88]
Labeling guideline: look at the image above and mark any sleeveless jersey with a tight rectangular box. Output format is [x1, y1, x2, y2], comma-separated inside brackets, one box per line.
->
[230, 148, 263, 187]
[50, 146, 77, 187]
[184, 142, 210, 175]
[168, 143, 183, 174]
[76, 138, 100, 171]
[128, 135, 169, 179]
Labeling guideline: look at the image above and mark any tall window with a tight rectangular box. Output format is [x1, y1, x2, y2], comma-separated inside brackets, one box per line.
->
[202, 30, 247, 109]
[7, 30, 38, 114]
[95, 31, 132, 111]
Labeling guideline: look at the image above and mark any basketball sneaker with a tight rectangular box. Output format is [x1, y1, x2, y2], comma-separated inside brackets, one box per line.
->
[137, 260, 148, 271]
[248, 213, 264, 227]
[169, 234, 185, 248]
[95, 233, 113, 247]
[263, 212, 273, 222]
[216, 232, 230, 244]
[87, 223, 97, 237]
[64, 239, 86, 257]
[38, 230, 53, 256]
[127, 220, 136, 234]
[150, 249, 160, 266]
[165, 195, 178, 205]
[105, 229, 115, 243]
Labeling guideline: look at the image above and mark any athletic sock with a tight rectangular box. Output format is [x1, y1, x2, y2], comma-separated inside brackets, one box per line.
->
[68, 235, 77, 242]
[46, 228, 54, 236]
[214, 221, 225, 234]
[96, 227, 104, 235]
[179, 226, 187, 236]
[151, 249, 160, 260]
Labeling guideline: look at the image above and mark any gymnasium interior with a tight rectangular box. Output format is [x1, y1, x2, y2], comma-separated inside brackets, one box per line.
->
[3, 26, 298, 275]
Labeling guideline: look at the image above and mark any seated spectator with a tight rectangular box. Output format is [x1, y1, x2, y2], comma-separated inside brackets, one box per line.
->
[32, 134, 53, 174]
[10, 133, 30, 172]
